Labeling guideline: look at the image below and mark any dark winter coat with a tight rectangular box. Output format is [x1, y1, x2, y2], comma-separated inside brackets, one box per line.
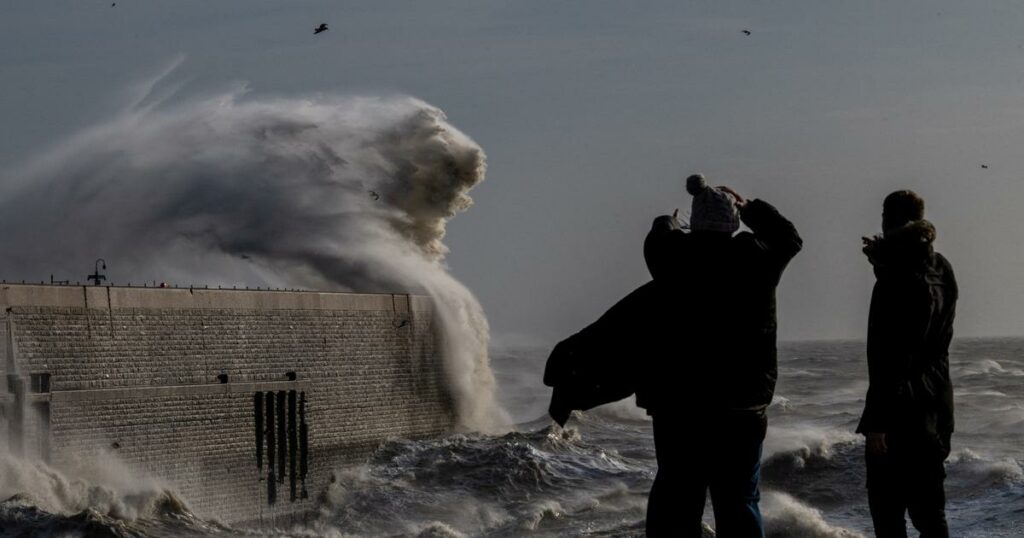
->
[856, 220, 957, 438]
[637, 199, 802, 414]
[543, 199, 800, 425]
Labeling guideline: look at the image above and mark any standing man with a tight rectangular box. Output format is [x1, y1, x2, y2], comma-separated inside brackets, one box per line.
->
[640, 174, 802, 537]
[858, 190, 957, 538]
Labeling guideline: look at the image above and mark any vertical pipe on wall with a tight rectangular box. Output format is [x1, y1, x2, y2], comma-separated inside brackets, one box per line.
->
[288, 390, 297, 502]
[299, 391, 308, 500]
[276, 390, 286, 484]
[265, 391, 276, 504]
[254, 392, 264, 472]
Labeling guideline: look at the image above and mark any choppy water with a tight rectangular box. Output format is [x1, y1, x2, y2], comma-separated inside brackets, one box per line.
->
[2, 338, 1023, 537]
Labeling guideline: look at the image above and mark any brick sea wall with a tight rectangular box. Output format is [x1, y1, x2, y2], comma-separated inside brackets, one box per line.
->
[0, 284, 455, 526]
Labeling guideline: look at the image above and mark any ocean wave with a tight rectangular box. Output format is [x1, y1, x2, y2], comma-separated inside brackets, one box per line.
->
[0, 497, 132, 538]
[0, 451, 187, 523]
[0, 450, 236, 538]
[0, 68, 508, 433]
[784, 369, 824, 378]
[762, 491, 866, 538]
[770, 396, 795, 412]
[958, 359, 1024, 377]
[383, 428, 642, 492]
[587, 399, 652, 423]
[763, 427, 861, 467]
[319, 428, 651, 536]
[760, 428, 865, 508]
[947, 449, 1024, 497]
[412, 521, 469, 538]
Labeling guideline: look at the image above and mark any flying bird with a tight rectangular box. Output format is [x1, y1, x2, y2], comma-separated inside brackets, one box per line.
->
[314, 23, 328, 35]
[240, 254, 252, 260]
[369, 190, 380, 201]
[742, 30, 751, 36]
[981, 164, 989, 169]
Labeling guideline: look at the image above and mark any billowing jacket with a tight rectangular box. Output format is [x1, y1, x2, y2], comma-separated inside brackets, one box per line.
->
[544, 281, 661, 426]
[638, 199, 802, 414]
[856, 220, 957, 438]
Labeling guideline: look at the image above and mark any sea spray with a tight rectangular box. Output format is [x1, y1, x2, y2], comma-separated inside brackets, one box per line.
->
[0, 450, 180, 521]
[761, 491, 866, 538]
[0, 81, 508, 432]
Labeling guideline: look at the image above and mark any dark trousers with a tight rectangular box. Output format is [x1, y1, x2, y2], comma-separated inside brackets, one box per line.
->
[866, 433, 951, 538]
[646, 411, 767, 538]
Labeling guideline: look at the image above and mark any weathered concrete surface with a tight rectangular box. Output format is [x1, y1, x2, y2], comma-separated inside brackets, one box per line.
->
[0, 284, 454, 526]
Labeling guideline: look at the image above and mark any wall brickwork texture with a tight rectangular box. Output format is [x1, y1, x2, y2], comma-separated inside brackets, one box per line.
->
[0, 284, 455, 526]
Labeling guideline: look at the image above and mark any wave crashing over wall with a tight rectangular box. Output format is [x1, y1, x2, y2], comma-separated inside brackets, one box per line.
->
[0, 75, 507, 432]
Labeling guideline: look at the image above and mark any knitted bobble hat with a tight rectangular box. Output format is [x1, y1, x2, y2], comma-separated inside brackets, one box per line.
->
[686, 174, 740, 234]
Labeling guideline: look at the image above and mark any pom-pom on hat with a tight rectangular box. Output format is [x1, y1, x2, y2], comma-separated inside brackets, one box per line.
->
[686, 173, 740, 234]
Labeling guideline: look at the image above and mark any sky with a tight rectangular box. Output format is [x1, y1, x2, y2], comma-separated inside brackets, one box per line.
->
[1, 1, 1022, 344]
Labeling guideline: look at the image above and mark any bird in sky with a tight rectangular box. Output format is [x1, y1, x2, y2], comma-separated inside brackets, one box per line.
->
[314, 23, 328, 35]
[369, 190, 380, 201]
[240, 254, 252, 260]
[981, 164, 989, 169]
[742, 29, 752, 36]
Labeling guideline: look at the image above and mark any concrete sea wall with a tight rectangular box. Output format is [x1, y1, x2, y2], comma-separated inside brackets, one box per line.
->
[0, 284, 454, 526]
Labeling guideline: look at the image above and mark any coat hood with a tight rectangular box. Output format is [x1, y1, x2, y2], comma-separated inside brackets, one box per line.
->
[864, 219, 936, 270]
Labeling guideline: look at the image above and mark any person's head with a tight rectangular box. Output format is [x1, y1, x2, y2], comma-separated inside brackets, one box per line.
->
[882, 190, 925, 232]
[686, 174, 739, 234]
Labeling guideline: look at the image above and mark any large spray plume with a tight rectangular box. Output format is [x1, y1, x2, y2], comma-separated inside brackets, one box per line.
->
[0, 74, 508, 432]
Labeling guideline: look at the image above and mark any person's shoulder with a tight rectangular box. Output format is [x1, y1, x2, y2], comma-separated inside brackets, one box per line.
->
[933, 251, 953, 268]
[730, 231, 762, 252]
[930, 251, 955, 275]
[932, 251, 958, 284]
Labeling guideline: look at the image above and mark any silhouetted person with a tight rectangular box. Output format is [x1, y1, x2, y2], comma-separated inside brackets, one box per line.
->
[857, 190, 957, 538]
[640, 174, 802, 537]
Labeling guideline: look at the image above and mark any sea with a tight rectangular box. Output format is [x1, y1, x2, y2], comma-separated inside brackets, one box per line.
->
[1, 338, 1022, 537]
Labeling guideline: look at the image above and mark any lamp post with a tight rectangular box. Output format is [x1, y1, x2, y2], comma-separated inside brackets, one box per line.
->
[87, 258, 107, 286]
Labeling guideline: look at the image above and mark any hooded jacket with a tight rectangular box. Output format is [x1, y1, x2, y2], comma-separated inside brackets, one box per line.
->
[637, 199, 802, 414]
[856, 220, 957, 438]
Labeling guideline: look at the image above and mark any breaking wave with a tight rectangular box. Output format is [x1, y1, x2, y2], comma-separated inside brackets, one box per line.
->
[762, 492, 865, 538]
[0, 451, 225, 537]
[320, 426, 651, 536]
[0, 65, 506, 432]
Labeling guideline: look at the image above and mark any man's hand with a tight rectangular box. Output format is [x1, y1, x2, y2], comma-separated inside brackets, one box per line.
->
[866, 432, 888, 455]
[719, 186, 748, 209]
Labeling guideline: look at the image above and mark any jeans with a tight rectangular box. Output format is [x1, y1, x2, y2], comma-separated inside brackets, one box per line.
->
[646, 411, 767, 538]
[866, 432, 951, 538]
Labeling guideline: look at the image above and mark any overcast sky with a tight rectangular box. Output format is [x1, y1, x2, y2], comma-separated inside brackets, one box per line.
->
[2, 1, 1023, 343]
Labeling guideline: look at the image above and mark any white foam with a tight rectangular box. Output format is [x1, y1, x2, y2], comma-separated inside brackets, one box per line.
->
[761, 491, 866, 538]
[0, 450, 178, 521]
[0, 71, 508, 432]
[763, 426, 860, 465]
[589, 397, 652, 422]
[961, 359, 1024, 377]
[947, 448, 1024, 483]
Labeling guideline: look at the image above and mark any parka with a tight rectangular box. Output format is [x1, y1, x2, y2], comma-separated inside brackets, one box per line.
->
[637, 199, 802, 414]
[544, 198, 801, 425]
[856, 220, 957, 438]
